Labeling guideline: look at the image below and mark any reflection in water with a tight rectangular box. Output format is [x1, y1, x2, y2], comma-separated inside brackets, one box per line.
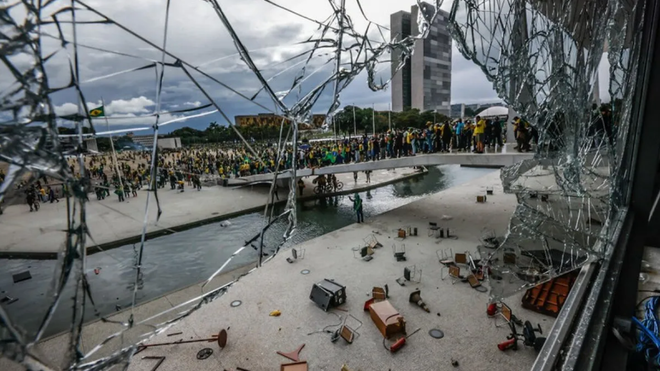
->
[1, 165, 493, 337]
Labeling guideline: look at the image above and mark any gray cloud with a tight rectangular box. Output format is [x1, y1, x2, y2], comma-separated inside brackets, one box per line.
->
[2, 0, 506, 131]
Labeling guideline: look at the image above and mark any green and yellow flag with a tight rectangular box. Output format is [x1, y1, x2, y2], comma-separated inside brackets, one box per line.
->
[89, 106, 105, 117]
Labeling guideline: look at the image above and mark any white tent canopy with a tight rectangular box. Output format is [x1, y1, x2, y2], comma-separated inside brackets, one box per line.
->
[475, 106, 514, 118]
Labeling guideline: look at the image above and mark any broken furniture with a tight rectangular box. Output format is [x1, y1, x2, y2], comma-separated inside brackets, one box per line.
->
[383, 327, 422, 353]
[447, 266, 461, 284]
[403, 226, 417, 236]
[437, 248, 454, 265]
[136, 329, 227, 354]
[403, 265, 422, 283]
[498, 320, 546, 352]
[494, 302, 513, 328]
[364, 234, 383, 250]
[309, 279, 346, 311]
[428, 222, 441, 238]
[372, 286, 388, 301]
[352, 245, 374, 261]
[369, 300, 406, 338]
[281, 361, 308, 371]
[522, 271, 578, 317]
[286, 247, 306, 263]
[397, 229, 407, 239]
[331, 314, 363, 344]
[0, 296, 18, 305]
[392, 243, 406, 261]
[409, 290, 430, 312]
[466, 274, 482, 289]
[277, 344, 305, 362]
[476, 195, 487, 203]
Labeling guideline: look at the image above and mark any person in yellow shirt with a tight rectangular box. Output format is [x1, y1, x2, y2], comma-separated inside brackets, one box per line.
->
[474, 116, 486, 153]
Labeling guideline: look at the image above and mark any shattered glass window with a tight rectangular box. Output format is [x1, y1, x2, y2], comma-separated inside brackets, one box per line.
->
[446, 0, 642, 301]
[0, 0, 646, 369]
[0, 1, 446, 369]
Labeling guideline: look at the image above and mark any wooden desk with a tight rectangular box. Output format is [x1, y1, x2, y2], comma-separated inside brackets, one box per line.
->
[368, 300, 406, 338]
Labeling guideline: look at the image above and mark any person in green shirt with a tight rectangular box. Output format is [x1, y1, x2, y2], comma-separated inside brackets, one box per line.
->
[348, 193, 364, 223]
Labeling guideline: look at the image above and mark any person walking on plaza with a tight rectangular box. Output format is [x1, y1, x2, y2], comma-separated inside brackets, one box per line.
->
[348, 193, 364, 223]
[297, 178, 305, 197]
[47, 186, 59, 203]
[115, 186, 125, 202]
[474, 116, 486, 153]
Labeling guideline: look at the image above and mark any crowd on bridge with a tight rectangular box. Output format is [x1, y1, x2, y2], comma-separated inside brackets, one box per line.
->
[2, 115, 541, 212]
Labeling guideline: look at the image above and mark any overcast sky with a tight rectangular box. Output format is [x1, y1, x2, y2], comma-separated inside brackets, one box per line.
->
[2, 0, 612, 134]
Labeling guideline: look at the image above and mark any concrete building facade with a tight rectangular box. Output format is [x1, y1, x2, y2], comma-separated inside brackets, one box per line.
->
[391, 2, 452, 116]
[130, 135, 182, 149]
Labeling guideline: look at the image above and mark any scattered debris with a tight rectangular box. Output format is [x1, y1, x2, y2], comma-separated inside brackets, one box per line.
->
[372, 286, 387, 301]
[236, 367, 250, 371]
[369, 300, 406, 338]
[392, 243, 406, 261]
[397, 229, 406, 239]
[428, 222, 441, 238]
[498, 320, 546, 352]
[277, 344, 305, 362]
[287, 248, 306, 263]
[270, 310, 282, 317]
[451, 359, 459, 367]
[352, 246, 374, 261]
[383, 327, 421, 353]
[476, 195, 487, 203]
[219, 220, 231, 227]
[402, 265, 422, 283]
[310, 279, 346, 311]
[167, 332, 183, 337]
[12, 270, 32, 283]
[196, 348, 213, 360]
[409, 290, 430, 313]
[486, 187, 494, 195]
[137, 329, 228, 353]
[522, 271, 578, 317]
[142, 356, 165, 371]
[441, 215, 453, 220]
[281, 360, 308, 370]
[94, 267, 101, 275]
[331, 314, 362, 344]
[364, 234, 383, 249]
[0, 296, 18, 305]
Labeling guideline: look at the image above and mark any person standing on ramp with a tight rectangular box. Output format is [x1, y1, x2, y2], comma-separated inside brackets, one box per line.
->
[348, 193, 364, 223]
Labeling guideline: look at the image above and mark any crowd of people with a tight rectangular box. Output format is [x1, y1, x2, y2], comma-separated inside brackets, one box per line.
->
[2, 115, 543, 213]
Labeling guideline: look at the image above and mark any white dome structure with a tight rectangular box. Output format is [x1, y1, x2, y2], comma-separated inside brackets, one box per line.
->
[475, 106, 513, 118]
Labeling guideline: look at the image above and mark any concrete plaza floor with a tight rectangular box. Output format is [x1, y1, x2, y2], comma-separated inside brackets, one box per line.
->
[0, 168, 424, 258]
[115, 171, 549, 371]
[0, 170, 554, 371]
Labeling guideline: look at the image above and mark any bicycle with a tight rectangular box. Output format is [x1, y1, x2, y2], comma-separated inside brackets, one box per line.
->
[313, 181, 344, 194]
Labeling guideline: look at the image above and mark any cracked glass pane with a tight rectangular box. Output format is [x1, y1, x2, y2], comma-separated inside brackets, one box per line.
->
[0, 1, 446, 369]
[0, 0, 645, 369]
[448, 0, 642, 301]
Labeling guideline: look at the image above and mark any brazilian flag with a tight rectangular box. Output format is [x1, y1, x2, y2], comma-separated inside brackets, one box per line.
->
[89, 106, 105, 118]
